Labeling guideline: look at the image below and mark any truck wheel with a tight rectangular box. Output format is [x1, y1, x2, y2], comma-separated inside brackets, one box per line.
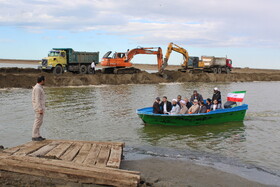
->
[217, 67, 222, 74]
[53, 65, 63, 75]
[79, 65, 87, 74]
[212, 68, 218, 74]
[88, 65, 93, 74]
[226, 67, 231, 74]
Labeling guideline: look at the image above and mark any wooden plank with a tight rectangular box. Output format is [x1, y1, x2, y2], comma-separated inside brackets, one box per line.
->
[3, 141, 50, 155]
[13, 141, 50, 156]
[8, 155, 141, 175]
[45, 142, 73, 159]
[60, 143, 83, 161]
[0, 156, 140, 187]
[47, 139, 124, 147]
[107, 145, 123, 168]
[29, 142, 60, 157]
[73, 143, 92, 164]
[2, 147, 20, 155]
[95, 145, 111, 167]
[83, 144, 101, 165]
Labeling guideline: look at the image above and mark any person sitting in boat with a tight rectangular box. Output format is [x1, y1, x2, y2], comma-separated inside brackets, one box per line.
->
[188, 99, 200, 114]
[212, 87, 222, 106]
[190, 90, 204, 104]
[210, 99, 222, 111]
[198, 101, 207, 113]
[153, 97, 163, 114]
[177, 95, 183, 108]
[205, 98, 212, 112]
[170, 99, 180, 115]
[160, 96, 172, 114]
[179, 100, 188, 114]
[184, 97, 192, 109]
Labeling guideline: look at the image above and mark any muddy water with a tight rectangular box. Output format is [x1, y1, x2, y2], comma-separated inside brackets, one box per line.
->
[0, 82, 280, 176]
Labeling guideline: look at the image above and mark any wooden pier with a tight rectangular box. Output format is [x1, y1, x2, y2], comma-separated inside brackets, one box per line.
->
[0, 139, 140, 187]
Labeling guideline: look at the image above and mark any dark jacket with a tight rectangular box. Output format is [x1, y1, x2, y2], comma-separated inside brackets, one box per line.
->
[190, 94, 204, 103]
[199, 105, 207, 113]
[160, 101, 172, 113]
[153, 102, 162, 114]
[177, 101, 181, 108]
[212, 91, 222, 104]
[205, 103, 211, 110]
[186, 102, 192, 109]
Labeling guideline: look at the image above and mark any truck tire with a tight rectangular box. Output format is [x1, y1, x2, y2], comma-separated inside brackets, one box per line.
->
[217, 67, 222, 74]
[212, 68, 218, 74]
[226, 67, 231, 74]
[79, 65, 87, 74]
[88, 65, 93, 74]
[53, 65, 63, 75]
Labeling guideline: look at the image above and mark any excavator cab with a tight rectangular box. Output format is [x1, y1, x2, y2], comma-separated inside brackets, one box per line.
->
[188, 57, 200, 68]
[101, 47, 164, 74]
[103, 51, 112, 58]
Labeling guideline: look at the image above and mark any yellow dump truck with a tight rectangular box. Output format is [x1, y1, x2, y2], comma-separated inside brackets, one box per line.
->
[39, 48, 99, 75]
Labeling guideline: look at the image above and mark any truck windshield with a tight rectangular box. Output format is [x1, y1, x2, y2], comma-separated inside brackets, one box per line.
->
[48, 51, 60, 57]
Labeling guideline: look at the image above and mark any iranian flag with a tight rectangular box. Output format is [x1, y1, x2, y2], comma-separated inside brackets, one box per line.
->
[227, 91, 246, 102]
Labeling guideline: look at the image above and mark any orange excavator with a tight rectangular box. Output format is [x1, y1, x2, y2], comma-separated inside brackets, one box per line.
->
[101, 47, 166, 74]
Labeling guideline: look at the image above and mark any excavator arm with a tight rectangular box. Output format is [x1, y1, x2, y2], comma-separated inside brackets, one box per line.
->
[163, 42, 189, 68]
[126, 47, 165, 73]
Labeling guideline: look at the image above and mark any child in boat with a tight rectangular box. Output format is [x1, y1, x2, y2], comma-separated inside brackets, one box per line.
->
[205, 98, 212, 112]
[210, 99, 222, 111]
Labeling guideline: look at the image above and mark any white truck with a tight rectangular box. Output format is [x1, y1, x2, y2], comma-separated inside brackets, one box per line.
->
[200, 56, 232, 74]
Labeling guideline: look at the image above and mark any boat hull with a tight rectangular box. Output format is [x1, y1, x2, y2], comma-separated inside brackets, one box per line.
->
[137, 105, 248, 126]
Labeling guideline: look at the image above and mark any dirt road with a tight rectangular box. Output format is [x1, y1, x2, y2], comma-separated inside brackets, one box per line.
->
[0, 67, 280, 88]
[0, 59, 279, 88]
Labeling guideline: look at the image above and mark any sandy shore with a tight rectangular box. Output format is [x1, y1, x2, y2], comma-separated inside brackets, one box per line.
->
[121, 157, 273, 187]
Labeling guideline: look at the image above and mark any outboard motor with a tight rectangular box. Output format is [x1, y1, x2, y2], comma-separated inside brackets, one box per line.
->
[224, 101, 237, 108]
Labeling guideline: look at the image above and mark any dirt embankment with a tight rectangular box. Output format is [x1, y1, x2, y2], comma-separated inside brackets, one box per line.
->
[0, 67, 280, 88]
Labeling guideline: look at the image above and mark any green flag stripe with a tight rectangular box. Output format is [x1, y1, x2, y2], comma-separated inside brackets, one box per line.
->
[231, 91, 246, 94]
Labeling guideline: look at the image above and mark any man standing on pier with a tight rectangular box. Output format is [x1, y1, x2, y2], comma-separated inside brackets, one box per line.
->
[32, 76, 46, 141]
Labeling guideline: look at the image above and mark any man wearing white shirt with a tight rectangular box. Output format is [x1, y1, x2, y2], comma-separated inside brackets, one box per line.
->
[160, 96, 172, 114]
[91, 61, 96, 74]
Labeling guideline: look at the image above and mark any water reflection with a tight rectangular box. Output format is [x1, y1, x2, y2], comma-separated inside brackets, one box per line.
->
[139, 122, 245, 153]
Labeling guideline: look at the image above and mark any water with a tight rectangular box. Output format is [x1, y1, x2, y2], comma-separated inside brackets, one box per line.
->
[0, 82, 280, 184]
[0, 63, 38, 68]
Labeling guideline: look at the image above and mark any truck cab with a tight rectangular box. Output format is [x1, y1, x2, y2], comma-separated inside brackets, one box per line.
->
[226, 59, 232, 69]
[40, 50, 67, 74]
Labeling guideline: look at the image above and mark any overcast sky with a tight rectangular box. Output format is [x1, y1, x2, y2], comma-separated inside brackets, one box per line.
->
[0, 0, 279, 69]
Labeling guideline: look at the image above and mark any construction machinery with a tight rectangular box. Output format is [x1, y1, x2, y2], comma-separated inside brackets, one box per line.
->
[163, 42, 200, 72]
[101, 47, 166, 74]
[200, 56, 232, 74]
[39, 48, 99, 75]
[164, 42, 232, 73]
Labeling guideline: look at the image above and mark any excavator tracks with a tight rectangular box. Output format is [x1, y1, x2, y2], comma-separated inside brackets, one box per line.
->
[102, 67, 141, 74]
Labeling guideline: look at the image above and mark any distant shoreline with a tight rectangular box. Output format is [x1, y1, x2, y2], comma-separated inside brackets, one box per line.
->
[0, 59, 39, 64]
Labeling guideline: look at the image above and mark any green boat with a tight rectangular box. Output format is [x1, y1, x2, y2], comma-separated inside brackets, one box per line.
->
[137, 104, 248, 126]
